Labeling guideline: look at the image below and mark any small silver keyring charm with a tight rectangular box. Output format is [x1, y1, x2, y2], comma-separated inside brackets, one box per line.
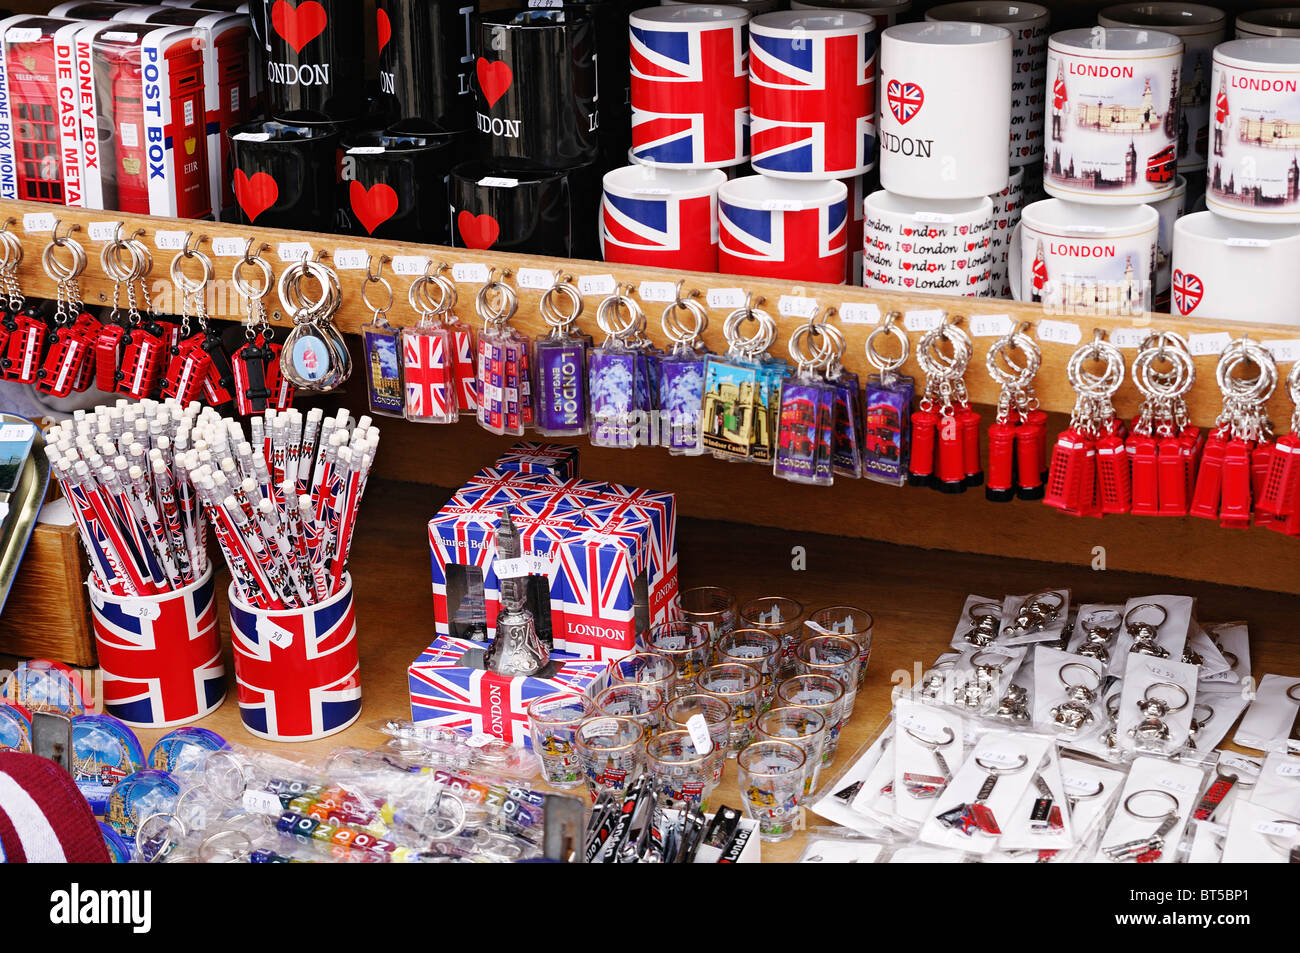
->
[1143, 680, 1189, 713]
[974, 752, 1028, 775]
[903, 724, 955, 749]
[1123, 788, 1179, 820]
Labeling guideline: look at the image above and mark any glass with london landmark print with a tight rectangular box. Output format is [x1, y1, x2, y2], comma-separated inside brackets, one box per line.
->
[1044, 27, 1183, 205]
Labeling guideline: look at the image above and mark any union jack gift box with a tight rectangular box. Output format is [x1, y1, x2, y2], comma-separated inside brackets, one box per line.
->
[427, 497, 649, 659]
[493, 442, 581, 480]
[407, 634, 609, 748]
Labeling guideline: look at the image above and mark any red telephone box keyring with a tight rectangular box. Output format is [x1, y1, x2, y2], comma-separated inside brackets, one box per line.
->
[1044, 331, 1126, 517]
[910, 317, 976, 495]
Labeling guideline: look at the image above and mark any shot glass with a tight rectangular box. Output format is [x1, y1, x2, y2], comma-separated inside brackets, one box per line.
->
[806, 605, 874, 691]
[644, 622, 712, 697]
[526, 694, 594, 789]
[696, 662, 761, 758]
[664, 693, 732, 785]
[608, 651, 677, 701]
[677, 586, 737, 647]
[595, 684, 666, 737]
[715, 629, 782, 711]
[756, 705, 827, 795]
[647, 729, 715, 811]
[795, 634, 861, 722]
[737, 739, 809, 842]
[776, 673, 846, 764]
[739, 595, 805, 674]
[574, 715, 647, 801]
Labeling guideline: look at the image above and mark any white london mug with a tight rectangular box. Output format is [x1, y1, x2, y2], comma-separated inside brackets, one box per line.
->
[926, 2, 1051, 167]
[1044, 27, 1183, 205]
[878, 21, 1013, 199]
[1206, 38, 1300, 224]
[1098, 3, 1227, 173]
[1008, 198, 1159, 315]
[990, 165, 1027, 297]
[1170, 211, 1300, 324]
[864, 190, 996, 295]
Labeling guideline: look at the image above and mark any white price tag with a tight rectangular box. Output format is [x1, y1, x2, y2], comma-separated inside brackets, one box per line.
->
[1218, 755, 1261, 777]
[212, 237, 245, 257]
[1254, 820, 1298, 837]
[761, 199, 803, 212]
[5, 28, 43, 42]
[465, 733, 493, 748]
[1225, 237, 1271, 248]
[233, 131, 271, 142]
[898, 711, 942, 737]
[346, 146, 385, 155]
[969, 313, 1013, 337]
[516, 268, 555, 291]
[333, 249, 367, 270]
[393, 255, 430, 276]
[494, 555, 552, 577]
[154, 230, 186, 251]
[1111, 327, 1147, 350]
[102, 31, 138, 43]
[839, 301, 880, 325]
[87, 222, 118, 242]
[778, 295, 818, 318]
[913, 211, 953, 224]
[22, 213, 55, 234]
[257, 616, 295, 649]
[1156, 776, 1194, 796]
[0, 424, 34, 442]
[632, 187, 671, 196]
[119, 600, 161, 622]
[639, 281, 677, 303]
[903, 310, 943, 333]
[1276, 762, 1300, 778]
[277, 242, 313, 263]
[1062, 773, 1098, 794]
[242, 790, 283, 816]
[578, 274, 616, 296]
[685, 714, 713, 755]
[707, 287, 745, 310]
[1037, 320, 1082, 345]
[1265, 339, 1300, 364]
[1188, 332, 1231, 356]
[478, 176, 519, 188]
[453, 262, 491, 284]
[973, 749, 1024, 768]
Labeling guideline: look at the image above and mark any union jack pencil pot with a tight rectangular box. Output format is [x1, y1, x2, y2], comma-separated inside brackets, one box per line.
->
[228, 574, 362, 742]
[89, 565, 225, 729]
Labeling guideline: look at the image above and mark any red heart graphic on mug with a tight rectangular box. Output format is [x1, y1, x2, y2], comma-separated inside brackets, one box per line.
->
[957, 259, 966, 268]
[902, 243, 912, 252]
[458, 210, 500, 250]
[958, 225, 968, 235]
[902, 227, 912, 236]
[886, 79, 924, 124]
[377, 8, 392, 54]
[966, 242, 976, 251]
[1171, 269, 1204, 314]
[476, 58, 513, 109]
[271, 0, 328, 53]
[902, 261, 913, 270]
[998, 219, 1008, 228]
[349, 181, 399, 235]
[233, 169, 279, 223]
[904, 277, 914, 287]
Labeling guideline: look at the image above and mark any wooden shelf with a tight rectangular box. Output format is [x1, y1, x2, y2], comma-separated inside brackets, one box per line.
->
[4, 198, 1299, 431]
[21, 477, 1293, 863]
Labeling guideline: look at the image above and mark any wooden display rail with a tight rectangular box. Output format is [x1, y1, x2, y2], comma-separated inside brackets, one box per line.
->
[4, 199, 1299, 430]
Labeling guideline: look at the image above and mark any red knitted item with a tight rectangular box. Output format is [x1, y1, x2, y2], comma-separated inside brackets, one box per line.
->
[0, 751, 110, 863]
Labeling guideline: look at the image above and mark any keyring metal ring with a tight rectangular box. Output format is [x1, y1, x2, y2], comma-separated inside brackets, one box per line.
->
[986, 328, 1040, 388]
[788, 322, 837, 371]
[903, 724, 954, 749]
[1142, 680, 1190, 713]
[1022, 589, 1064, 614]
[970, 651, 1007, 671]
[595, 290, 644, 339]
[232, 254, 274, 302]
[277, 258, 331, 317]
[203, 749, 251, 803]
[99, 235, 137, 283]
[198, 829, 252, 863]
[1135, 342, 1195, 400]
[968, 602, 1001, 621]
[170, 247, 213, 296]
[974, 752, 1028, 774]
[0, 222, 23, 270]
[723, 305, 776, 357]
[1287, 683, 1300, 703]
[476, 277, 519, 324]
[1059, 662, 1101, 691]
[917, 321, 971, 377]
[1124, 602, 1168, 631]
[1215, 761, 1257, 786]
[1106, 693, 1122, 719]
[1068, 337, 1125, 398]
[42, 235, 86, 282]
[1065, 779, 1104, 801]
[409, 274, 442, 316]
[540, 281, 583, 329]
[136, 810, 186, 862]
[1190, 703, 1214, 727]
[661, 295, 707, 344]
[1216, 339, 1277, 405]
[865, 313, 909, 374]
[1123, 788, 1179, 820]
[362, 269, 394, 316]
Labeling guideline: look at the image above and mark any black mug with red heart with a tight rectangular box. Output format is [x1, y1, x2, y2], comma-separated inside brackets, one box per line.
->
[257, 0, 366, 122]
[229, 118, 341, 232]
[450, 160, 594, 257]
[341, 130, 462, 243]
[373, 0, 477, 134]
[473, 8, 599, 170]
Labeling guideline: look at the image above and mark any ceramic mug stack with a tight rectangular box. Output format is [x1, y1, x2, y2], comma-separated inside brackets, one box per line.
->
[990, 166, 1026, 297]
[716, 10, 877, 283]
[1234, 8, 1300, 40]
[865, 20, 1012, 295]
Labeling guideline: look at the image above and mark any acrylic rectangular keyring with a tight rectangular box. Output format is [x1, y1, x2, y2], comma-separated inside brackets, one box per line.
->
[773, 377, 836, 486]
[402, 324, 457, 425]
[700, 355, 759, 460]
[533, 334, 588, 437]
[862, 373, 913, 486]
[657, 351, 708, 455]
[360, 318, 404, 418]
[830, 370, 864, 479]
[589, 346, 642, 449]
[751, 360, 788, 464]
